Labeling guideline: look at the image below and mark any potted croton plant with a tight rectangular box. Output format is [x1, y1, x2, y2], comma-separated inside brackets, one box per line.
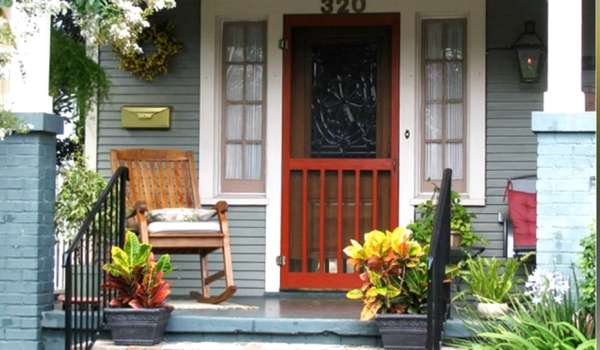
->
[344, 227, 429, 350]
[102, 231, 173, 346]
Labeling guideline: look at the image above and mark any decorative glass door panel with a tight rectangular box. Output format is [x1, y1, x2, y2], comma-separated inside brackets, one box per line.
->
[282, 15, 400, 290]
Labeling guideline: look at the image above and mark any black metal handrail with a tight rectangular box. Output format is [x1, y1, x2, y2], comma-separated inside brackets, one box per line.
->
[426, 168, 452, 350]
[63, 167, 128, 350]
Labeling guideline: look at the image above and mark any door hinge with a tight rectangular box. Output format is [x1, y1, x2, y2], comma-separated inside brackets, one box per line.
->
[278, 38, 288, 50]
[276, 255, 286, 266]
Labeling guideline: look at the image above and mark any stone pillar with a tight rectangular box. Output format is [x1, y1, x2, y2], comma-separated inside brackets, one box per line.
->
[0, 5, 61, 350]
[544, 0, 585, 112]
[0, 114, 62, 350]
[532, 112, 596, 275]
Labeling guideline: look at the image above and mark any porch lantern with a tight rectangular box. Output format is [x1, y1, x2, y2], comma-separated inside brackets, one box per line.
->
[513, 20, 545, 83]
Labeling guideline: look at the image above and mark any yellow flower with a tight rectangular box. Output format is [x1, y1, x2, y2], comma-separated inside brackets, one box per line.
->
[389, 226, 413, 257]
[343, 239, 365, 260]
[363, 230, 390, 257]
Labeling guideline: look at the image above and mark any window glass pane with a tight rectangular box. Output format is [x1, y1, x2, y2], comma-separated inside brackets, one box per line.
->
[246, 23, 264, 62]
[425, 103, 443, 140]
[425, 63, 443, 101]
[447, 103, 463, 139]
[425, 22, 443, 60]
[225, 144, 243, 179]
[226, 65, 244, 101]
[425, 143, 443, 181]
[224, 25, 244, 62]
[226, 105, 243, 140]
[446, 143, 464, 179]
[245, 105, 262, 141]
[222, 21, 267, 190]
[446, 62, 463, 100]
[445, 21, 464, 60]
[245, 64, 263, 101]
[422, 19, 467, 190]
[244, 144, 262, 180]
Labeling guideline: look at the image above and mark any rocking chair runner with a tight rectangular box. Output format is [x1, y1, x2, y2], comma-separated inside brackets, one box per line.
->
[111, 149, 237, 303]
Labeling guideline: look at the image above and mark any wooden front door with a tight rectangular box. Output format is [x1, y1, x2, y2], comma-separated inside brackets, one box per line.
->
[281, 14, 400, 290]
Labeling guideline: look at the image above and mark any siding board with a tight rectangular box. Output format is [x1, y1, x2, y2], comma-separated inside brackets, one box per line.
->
[96, 0, 266, 296]
[470, 0, 546, 257]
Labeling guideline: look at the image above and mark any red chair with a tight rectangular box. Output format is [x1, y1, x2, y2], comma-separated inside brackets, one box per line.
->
[503, 175, 537, 256]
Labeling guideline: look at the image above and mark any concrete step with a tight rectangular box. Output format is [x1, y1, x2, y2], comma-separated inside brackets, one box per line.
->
[93, 340, 462, 350]
[92, 341, 379, 350]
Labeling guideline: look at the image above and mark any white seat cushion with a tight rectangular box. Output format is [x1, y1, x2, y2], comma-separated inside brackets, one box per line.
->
[148, 221, 221, 234]
[147, 208, 217, 223]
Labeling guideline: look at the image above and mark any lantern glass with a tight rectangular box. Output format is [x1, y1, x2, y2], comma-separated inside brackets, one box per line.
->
[516, 46, 543, 83]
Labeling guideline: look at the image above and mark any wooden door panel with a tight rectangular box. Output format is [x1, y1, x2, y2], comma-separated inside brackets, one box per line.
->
[282, 14, 400, 290]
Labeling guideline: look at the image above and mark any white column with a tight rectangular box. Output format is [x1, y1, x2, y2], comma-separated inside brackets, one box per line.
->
[84, 45, 99, 170]
[4, 7, 53, 114]
[544, 0, 585, 112]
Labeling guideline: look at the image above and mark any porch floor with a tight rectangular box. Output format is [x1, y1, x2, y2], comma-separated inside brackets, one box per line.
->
[171, 293, 362, 319]
[42, 293, 470, 349]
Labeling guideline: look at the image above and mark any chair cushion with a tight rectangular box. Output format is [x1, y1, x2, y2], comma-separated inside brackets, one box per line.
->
[148, 221, 221, 234]
[147, 208, 216, 223]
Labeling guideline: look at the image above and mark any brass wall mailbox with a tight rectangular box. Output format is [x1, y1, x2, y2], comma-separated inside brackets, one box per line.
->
[121, 106, 171, 129]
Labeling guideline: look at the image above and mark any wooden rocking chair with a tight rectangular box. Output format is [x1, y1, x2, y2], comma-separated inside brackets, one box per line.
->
[111, 149, 237, 303]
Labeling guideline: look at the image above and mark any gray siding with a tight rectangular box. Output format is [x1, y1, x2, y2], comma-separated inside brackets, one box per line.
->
[95, 0, 266, 296]
[470, 0, 547, 256]
[96, 0, 200, 176]
[168, 206, 266, 297]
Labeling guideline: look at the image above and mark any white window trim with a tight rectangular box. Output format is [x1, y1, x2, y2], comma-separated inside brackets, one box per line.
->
[200, 11, 270, 205]
[411, 13, 486, 208]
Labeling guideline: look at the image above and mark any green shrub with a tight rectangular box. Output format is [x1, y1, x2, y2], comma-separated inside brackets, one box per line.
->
[458, 257, 521, 303]
[579, 223, 596, 316]
[451, 292, 596, 349]
[408, 187, 483, 248]
[55, 159, 107, 242]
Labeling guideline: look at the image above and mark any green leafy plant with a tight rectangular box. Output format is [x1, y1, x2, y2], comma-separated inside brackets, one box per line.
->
[0, 8, 15, 74]
[451, 290, 596, 349]
[344, 227, 426, 320]
[408, 186, 483, 248]
[55, 158, 107, 242]
[579, 223, 596, 316]
[0, 109, 30, 140]
[50, 28, 110, 163]
[102, 231, 173, 309]
[458, 257, 521, 303]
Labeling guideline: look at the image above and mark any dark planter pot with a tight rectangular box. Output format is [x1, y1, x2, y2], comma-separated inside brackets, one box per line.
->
[104, 307, 172, 346]
[374, 313, 428, 350]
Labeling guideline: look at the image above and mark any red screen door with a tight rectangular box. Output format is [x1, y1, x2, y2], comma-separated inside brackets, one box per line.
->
[281, 14, 400, 290]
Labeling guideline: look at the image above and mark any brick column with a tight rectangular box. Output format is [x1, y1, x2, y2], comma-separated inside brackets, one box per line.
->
[0, 115, 62, 350]
[532, 112, 596, 275]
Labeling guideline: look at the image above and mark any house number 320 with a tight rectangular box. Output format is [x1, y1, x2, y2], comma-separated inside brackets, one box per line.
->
[321, 0, 367, 14]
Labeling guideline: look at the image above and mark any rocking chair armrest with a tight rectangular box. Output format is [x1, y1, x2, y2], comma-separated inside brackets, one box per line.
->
[214, 201, 229, 214]
[133, 202, 150, 243]
[133, 201, 149, 215]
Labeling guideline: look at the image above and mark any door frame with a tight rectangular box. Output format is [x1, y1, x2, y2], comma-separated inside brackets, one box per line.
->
[280, 13, 401, 290]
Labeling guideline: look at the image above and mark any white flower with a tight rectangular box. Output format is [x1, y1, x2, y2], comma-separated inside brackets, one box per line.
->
[147, 0, 176, 11]
[5, 0, 176, 57]
[525, 269, 570, 305]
